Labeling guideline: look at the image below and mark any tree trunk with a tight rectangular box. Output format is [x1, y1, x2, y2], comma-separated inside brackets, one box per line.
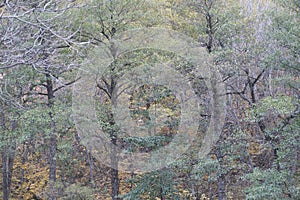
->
[110, 131, 120, 200]
[97, 69, 120, 200]
[19, 143, 29, 200]
[49, 115, 57, 183]
[1, 141, 16, 200]
[2, 149, 15, 200]
[46, 72, 57, 200]
[2, 151, 9, 200]
[87, 149, 95, 188]
[160, 187, 165, 200]
[216, 147, 226, 200]
[1, 112, 16, 200]
[217, 173, 226, 200]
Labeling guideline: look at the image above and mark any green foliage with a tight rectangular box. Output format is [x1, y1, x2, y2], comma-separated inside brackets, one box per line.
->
[245, 168, 290, 199]
[59, 183, 95, 200]
[73, 0, 147, 44]
[245, 110, 300, 199]
[122, 168, 180, 200]
[1, 1, 300, 200]
[247, 96, 296, 122]
[192, 157, 219, 182]
[245, 167, 299, 200]
[123, 136, 171, 152]
[268, 0, 300, 71]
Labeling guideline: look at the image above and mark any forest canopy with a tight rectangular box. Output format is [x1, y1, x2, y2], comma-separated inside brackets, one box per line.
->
[0, 0, 299, 199]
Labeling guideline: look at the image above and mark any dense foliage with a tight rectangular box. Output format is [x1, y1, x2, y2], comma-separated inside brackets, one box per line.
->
[0, 0, 299, 199]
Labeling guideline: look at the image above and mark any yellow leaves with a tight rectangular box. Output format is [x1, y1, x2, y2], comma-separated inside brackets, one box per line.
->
[23, 193, 34, 200]
[210, 154, 217, 160]
[10, 148, 49, 200]
[177, 188, 191, 199]
[177, 187, 210, 200]
[119, 172, 134, 194]
[201, 193, 210, 200]
[20, 165, 49, 199]
[181, 189, 190, 194]
[21, 162, 31, 170]
[248, 142, 260, 155]
[203, 173, 209, 181]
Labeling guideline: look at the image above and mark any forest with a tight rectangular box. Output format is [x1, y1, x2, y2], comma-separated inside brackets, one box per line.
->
[0, 0, 299, 199]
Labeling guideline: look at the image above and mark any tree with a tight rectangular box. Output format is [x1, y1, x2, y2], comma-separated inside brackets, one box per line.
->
[76, 1, 146, 199]
[0, 1, 81, 199]
[0, 68, 24, 200]
[0, 0, 298, 199]
[244, 1, 300, 199]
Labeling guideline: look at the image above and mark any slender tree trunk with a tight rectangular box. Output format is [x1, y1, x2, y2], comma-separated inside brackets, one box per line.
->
[49, 113, 57, 183]
[217, 173, 226, 200]
[0, 110, 8, 200]
[2, 152, 9, 200]
[19, 143, 29, 200]
[1, 139, 16, 200]
[97, 62, 120, 200]
[209, 180, 213, 200]
[206, 10, 214, 53]
[1, 112, 16, 200]
[160, 187, 165, 200]
[110, 130, 120, 200]
[46, 72, 57, 200]
[87, 149, 95, 188]
[216, 147, 226, 200]
[109, 47, 120, 199]
[2, 149, 15, 200]
[204, 3, 226, 199]
[203, 0, 216, 53]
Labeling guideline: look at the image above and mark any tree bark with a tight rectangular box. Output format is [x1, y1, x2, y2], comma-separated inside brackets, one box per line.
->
[216, 147, 226, 200]
[19, 143, 29, 200]
[96, 56, 120, 200]
[87, 149, 95, 188]
[217, 173, 226, 200]
[1, 119, 16, 200]
[110, 125, 120, 200]
[46, 72, 57, 200]
[2, 133, 15, 200]
[2, 149, 15, 200]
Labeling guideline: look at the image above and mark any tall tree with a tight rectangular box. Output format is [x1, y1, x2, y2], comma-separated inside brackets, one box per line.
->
[0, 68, 24, 200]
[77, 1, 146, 199]
[0, 0, 80, 199]
[245, 0, 300, 199]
